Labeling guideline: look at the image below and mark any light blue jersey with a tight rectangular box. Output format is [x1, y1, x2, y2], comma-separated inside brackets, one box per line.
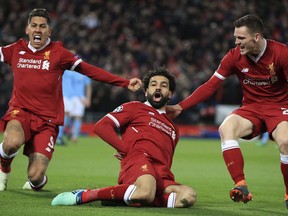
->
[57, 70, 92, 145]
[62, 70, 91, 98]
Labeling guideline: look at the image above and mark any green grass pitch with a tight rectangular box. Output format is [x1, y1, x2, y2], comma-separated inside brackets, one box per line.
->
[0, 134, 287, 216]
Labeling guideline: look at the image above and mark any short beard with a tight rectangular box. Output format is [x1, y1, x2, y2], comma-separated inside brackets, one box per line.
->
[147, 93, 169, 109]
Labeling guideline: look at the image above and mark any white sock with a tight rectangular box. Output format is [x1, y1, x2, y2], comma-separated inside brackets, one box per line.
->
[28, 174, 47, 189]
[0, 142, 18, 159]
[167, 192, 176, 208]
[280, 154, 288, 164]
[221, 140, 239, 152]
[123, 185, 137, 205]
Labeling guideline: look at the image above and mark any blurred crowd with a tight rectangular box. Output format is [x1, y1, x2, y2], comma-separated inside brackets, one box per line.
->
[0, 0, 287, 124]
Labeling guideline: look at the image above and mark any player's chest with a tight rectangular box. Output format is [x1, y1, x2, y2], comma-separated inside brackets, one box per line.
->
[12, 49, 60, 73]
[236, 57, 281, 80]
[135, 113, 176, 134]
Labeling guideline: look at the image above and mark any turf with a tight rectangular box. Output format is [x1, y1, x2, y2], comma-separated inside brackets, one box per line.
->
[0, 135, 287, 216]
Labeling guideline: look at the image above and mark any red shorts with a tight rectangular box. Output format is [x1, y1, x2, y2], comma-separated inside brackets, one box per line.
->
[232, 103, 288, 139]
[118, 150, 179, 195]
[0, 107, 58, 160]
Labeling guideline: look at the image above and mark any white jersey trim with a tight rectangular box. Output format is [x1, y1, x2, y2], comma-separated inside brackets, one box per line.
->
[247, 39, 267, 63]
[106, 113, 120, 128]
[71, 59, 83, 71]
[0, 47, 3, 62]
[214, 71, 226, 80]
[144, 101, 166, 114]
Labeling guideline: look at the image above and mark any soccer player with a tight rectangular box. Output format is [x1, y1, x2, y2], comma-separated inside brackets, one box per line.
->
[167, 14, 288, 207]
[0, 8, 142, 191]
[51, 67, 197, 208]
[56, 70, 92, 145]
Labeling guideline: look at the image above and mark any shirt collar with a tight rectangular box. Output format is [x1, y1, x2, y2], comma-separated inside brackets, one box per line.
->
[144, 101, 166, 114]
[28, 38, 51, 53]
[247, 39, 267, 62]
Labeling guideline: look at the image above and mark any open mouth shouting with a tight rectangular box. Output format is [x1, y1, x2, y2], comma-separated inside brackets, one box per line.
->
[33, 35, 42, 45]
[147, 90, 169, 109]
[153, 91, 163, 102]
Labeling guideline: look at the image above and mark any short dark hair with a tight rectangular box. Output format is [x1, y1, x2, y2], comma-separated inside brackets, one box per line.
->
[28, 8, 51, 25]
[143, 66, 176, 93]
[233, 14, 264, 36]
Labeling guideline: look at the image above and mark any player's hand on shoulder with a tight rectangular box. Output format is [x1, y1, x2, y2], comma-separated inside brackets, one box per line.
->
[166, 104, 183, 119]
[128, 78, 142, 91]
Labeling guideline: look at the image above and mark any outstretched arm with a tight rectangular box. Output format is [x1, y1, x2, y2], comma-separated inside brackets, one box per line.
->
[77, 61, 141, 91]
[167, 75, 223, 118]
[180, 75, 223, 110]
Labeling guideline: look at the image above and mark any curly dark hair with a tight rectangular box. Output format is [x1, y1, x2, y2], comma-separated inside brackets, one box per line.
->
[28, 8, 51, 25]
[143, 66, 176, 93]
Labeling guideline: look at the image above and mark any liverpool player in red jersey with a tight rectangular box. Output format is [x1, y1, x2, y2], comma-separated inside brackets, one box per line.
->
[51, 67, 197, 208]
[168, 14, 288, 207]
[0, 8, 142, 191]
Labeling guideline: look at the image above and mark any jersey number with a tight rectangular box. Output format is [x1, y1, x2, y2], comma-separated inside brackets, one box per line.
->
[45, 136, 54, 152]
[282, 108, 288, 115]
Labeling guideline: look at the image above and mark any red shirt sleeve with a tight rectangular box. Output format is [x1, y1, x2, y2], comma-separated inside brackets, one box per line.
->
[76, 61, 129, 88]
[179, 75, 223, 110]
[0, 40, 19, 64]
[93, 116, 128, 153]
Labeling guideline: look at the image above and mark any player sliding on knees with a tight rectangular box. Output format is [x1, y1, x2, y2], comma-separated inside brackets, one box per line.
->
[51, 67, 197, 208]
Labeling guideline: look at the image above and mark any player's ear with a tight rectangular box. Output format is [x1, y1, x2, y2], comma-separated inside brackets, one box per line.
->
[25, 25, 29, 35]
[254, 33, 261, 42]
[48, 27, 52, 37]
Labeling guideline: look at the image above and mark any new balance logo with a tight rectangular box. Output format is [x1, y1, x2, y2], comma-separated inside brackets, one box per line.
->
[19, 51, 26, 55]
[148, 112, 155, 115]
[241, 68, 249, 73]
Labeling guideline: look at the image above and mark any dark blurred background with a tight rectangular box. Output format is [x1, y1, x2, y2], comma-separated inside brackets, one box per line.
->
[0, 0, 287, 125]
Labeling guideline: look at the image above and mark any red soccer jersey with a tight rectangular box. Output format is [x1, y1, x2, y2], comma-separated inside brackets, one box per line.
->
[179, 39, 288, 110]
[95, 101, 179, 169]
[0, 39, 129, 125]
[216, 39, 288, 105]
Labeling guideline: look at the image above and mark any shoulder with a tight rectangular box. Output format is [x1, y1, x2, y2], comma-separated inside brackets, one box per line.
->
[17, 38, 27, 46]
[122, 101, 142, 108]
[267, 39, 287, 50]
[267, 39, 285, 46]
[48, 41, 65, 51]
[112, 101, 142, 112]
[227, 46, 240, 57]
[220, 46, 240, 63]
[50, 41, 64, 47]
[48, 41, 69, 53]
[3, 38, 26, 48]
[266, 39, 288, 59]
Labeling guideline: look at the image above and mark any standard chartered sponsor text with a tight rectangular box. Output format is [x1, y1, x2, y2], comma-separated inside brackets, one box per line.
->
[17, 58, 42, 69]
[149, 117, 173, 137]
